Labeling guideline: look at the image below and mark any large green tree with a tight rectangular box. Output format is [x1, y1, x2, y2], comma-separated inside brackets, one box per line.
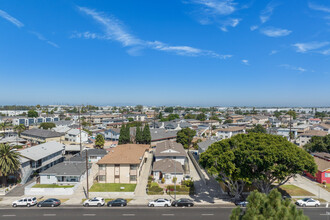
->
[287, 110, 297, 120]
[176, 128, 196, 149]
[164, 107, 174, 113]
[27, 110, 38, 118]
[14, 124, 26, 135]
[39, 122, 56, 130]
[196, 113, 206, 121]
[95, 134, 105, 149]
[247, 124, 267, 134]
[0, 144, 21, 186]
[200, 133, 317, 198]
[142, 125, 151, 144]
[119, 124, 130, 144]
[230, 189, 309, 220]
[135, 125, 143, 144]
[304, 134, 330, 153]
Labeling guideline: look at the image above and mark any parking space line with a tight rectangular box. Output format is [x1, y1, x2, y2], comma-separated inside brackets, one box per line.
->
[83, 214, 96, 216]
[43, 214, 56, 216]
[123, 214, 135, 216]
[202, 214, 214, 216]
[162, 214, 174, 216]
[2, 215, 16, 217]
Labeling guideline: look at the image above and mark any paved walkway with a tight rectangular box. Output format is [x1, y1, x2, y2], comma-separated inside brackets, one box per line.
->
[289, 175, 330, 202]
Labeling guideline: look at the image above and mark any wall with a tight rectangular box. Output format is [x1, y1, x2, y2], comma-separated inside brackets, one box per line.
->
[25, 182, 80, 196]
[40, 175, 58, 184]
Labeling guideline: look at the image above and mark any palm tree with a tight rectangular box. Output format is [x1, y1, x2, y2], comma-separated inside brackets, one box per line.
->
[0, 144, 21, 186]
[14, 124, 26, 136]
[0, 122, 7, 137]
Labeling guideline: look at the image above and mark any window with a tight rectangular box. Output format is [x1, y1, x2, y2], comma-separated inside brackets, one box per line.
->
[47, 175, 50, 179]
[115, 164, 120, 167]
[130, 175, 137, 182]
[99, 164, 106, 170]
[130, 164, 138, 170]
[98, 175, 106, 181]
[90, 156, 97, 160]
[115, 175, 120, 179]
[325, 173, 330, 178]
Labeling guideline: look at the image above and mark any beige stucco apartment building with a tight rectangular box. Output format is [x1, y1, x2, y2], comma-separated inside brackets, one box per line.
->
[97, 144, 149, 184]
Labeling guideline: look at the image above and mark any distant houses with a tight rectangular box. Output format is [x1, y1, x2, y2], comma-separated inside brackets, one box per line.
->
[21, 129, 64, 144]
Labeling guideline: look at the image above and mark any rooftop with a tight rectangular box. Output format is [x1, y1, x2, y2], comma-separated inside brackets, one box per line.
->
[21, 129, 63, 138]
[154, 140, 186, 157]
[19, 141, 64, 161]
[40, 161, 90, 176]
[152, 158, 184, 174]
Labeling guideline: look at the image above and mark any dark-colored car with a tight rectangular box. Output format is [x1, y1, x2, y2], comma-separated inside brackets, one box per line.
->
[107, 198, 127, 207]
[235, 201, 248, 207]
[37, 198, 61, 207]
[171, 198, 194, 207]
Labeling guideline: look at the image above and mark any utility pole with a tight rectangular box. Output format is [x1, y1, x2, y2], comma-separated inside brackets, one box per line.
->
[289, 113, 292, 141]
[85, 146, 89, 199]
[78, 107, 82, 153]
[174, 154, 176, 201]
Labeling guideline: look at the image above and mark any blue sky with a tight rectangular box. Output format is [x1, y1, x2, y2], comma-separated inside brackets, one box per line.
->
[0, 0, 330, 106]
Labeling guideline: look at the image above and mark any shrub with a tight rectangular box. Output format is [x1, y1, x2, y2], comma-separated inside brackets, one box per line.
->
[161, 177, 165, 184]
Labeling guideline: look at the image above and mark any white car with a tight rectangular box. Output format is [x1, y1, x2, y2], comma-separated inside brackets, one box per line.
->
[296, 198, 320, 207]
[148, 198, 171, 207]
[12, 197, 37, 207]
[83, 197, 105, 207]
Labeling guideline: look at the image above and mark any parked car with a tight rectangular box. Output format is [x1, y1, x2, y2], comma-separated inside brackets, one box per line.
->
[12, 197, 37, 207]
[107, 198, 127, 207]
[296, 198, 320, 207]
[171, 198, 194, 207]
[235, 201, 248, 207]
[37, 198, 61, 207]
[83, 197, 105, 207]
[148, 198, 171, 207]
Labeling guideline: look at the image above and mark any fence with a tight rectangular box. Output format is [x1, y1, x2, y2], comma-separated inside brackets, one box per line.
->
[187, 151, 206, 184]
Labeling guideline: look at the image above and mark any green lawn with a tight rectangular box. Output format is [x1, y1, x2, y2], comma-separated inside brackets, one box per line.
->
[279, 185, 315, 196]
[89, 183, 136, 192]
[32, 184, 74, 188]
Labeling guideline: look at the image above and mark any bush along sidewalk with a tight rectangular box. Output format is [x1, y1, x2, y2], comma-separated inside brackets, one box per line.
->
[166, 180, 195, 195]
[147, 177, 164, 195]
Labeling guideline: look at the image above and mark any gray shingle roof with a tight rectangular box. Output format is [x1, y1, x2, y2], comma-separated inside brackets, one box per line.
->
[40, 161, 90, 176]
[197, 139, 218, 152]
[154, 140, 186, 157]
[153, 158, 184, 173]
[19, 141, 64, 161]
[151, 129, 177, 141]
[67, 149, 107, 162]
[21, 129, 63, 138]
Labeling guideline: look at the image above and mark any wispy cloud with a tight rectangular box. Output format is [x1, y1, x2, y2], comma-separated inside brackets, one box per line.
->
[250, 25, 258, 31]
[77, 6, 230, 58]
[0, 9, 24, 28]
[269, 50, 278, 55]
[321, 48, 330, 55]
[308, 2, 330, 13]
[29, 31, 59, 48]
[292, 41, 329, 53]
[242, 59, 249, 65]
[260, 27, 292, 37]
[280, 64, 307, 72]
[260, 2, 278, 23]
[192, 0, 237, 15]
[220, 18, 240, 31]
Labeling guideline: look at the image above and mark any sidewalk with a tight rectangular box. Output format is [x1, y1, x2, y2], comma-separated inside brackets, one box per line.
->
[289, 175, 330, 202]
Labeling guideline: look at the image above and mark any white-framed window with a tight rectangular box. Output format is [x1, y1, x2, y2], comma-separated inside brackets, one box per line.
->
[130, 175, 137, 182]
[99, 164, 106, 170]
[99, 175, 106, 181]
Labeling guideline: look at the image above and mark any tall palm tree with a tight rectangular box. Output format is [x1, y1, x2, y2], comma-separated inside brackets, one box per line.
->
[14, 124, 26, 136]
[0, 122, 7, 137]
[0, 144, 21, 186]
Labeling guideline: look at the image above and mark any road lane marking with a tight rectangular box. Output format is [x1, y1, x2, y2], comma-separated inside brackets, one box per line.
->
[202, 214, 215, 216]
[83, 214, 96, 216]
[2, 215, 16, 217]
[43, 214, 56, 216]
[123, 214, 135, 216]
[162, 214, 174, 216]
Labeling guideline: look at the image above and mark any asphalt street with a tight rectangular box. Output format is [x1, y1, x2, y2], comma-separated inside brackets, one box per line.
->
[0, 206, 329, 220]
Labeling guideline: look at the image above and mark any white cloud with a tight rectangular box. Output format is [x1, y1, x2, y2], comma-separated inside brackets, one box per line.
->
[78, 6, 230, 58]
[308, 2, 330, 13]
[220, 18, 240, 32]
[250, 25, 258, 31]
[0, 9, 24, 28]
[280, 64, 307, 72]
[193, 0, 237, 15]
[260, 27, 292, 37]
[292, 41, 329, 53]
[269, 50, 278, 55]
[29, 31, 59, 48]
[260, 2, 278, 23]
[320, 48, 330, 55]
[242, 59, 249, 65]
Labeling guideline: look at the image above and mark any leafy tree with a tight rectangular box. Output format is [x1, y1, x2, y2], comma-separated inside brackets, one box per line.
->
[136, 105, 143, 112]
[36, 104, 41, 109]
[0, 144, 21, 185]
[209, 115, 221, 122]
[184, 113, 196, 119]
[142, 125, 151, 144]
[247, 124, 267, 134]
[164, 107, 174, 113]
[176, 128, 196, 149]
[273, 111, 281, 119]
[158, 112, 163, 120]
[304, 134, 330, 153]
[224, 119, 233, 124]
[287, 110, 297, 120]
[27, 110, 38, 118]
[315, 111, 328, 119]
[39, 122, 56, 130]
[200, 133, 317, 199]
[196, 113, 206, 121]
[128, 118, 134, 122]
[0, 122, 9, 137]
[230, 189, 308, 220]
[14, 124, 26, 135]
[119, 124, 130, 144]
[95, 134, 105, 149]
[135, 125, 143, 144]
[160, 114, 179, 122]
